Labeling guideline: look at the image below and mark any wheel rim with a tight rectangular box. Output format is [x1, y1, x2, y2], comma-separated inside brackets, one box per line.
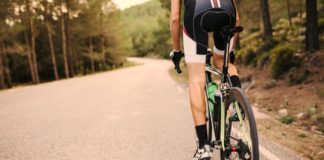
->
[225, 100, 253, 160]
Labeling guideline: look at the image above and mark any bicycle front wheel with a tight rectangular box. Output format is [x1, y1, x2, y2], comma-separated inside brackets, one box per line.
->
[220, 87, 259, 160]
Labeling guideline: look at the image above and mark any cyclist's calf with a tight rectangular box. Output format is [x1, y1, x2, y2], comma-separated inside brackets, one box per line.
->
[213, 54, 239, 76]
[187, 63, 207, 126]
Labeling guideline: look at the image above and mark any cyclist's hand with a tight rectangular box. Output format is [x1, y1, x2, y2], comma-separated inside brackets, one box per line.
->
[170, 50, 184, 74]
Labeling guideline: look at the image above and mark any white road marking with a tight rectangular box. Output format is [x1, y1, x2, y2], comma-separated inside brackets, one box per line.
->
[259, 145, 281, 160]
[177, 86, 184, 92]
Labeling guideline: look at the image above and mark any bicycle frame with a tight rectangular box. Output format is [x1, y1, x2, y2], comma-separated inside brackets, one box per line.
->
[204, 34, 249, 152]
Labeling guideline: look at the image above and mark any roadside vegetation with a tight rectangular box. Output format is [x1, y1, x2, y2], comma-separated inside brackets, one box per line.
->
[0, 0, 130, 89]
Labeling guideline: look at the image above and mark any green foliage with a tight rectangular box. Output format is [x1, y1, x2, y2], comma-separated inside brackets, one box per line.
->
[256, 51, 271, 68]
[0, 0, 128, 87]
[121, 0, 171, 58]
[307, 105, 317, 116]
[319, 18, 324, 34]
[270, 45, 297, 79]
[159, 0, 171, 11]
[297, 133, 307, 138]
[263, 80, 276, 90]
[281, 116, 295, 124]
[237, 46, 257, 66]
[237, 0, 304, 37]
[274, 19, 291, 31]
[257, 37, 278, 53]
[316, 88, 324, 98]
[288, 67, 309, 85]
[8, 53, 30, 83]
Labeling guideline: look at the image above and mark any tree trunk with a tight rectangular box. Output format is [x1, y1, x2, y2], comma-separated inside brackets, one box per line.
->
[46, 22, 59, 80]
[24, 30, 36, 83]
[0, 41, 7, 89]
[300, 0, 303, 20]
[305, 0, 319, 51]
[287, 0, 292, 27]
[59, 0, 70, 78]
[72, 42, 78, 73]
[89, 37, 95, 73]
[65, 0, 75, 77]
[1, 43, 12, 88]
[101, 35, 106, 69]
[260, 0, 273, 38]
[26, 0, 40, 84]
[30, 20, 40, 83]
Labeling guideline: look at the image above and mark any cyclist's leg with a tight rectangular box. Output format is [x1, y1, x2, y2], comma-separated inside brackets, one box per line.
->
[183, 27, 210, 149]
[187, 63, 206, 126]
[213, 33, 241, 87]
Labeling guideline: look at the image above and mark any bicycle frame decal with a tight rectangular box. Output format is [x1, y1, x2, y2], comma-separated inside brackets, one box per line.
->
[234, 101, 252, 150]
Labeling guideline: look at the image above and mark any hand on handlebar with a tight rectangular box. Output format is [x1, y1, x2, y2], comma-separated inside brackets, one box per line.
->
[170, 50, 184, 74]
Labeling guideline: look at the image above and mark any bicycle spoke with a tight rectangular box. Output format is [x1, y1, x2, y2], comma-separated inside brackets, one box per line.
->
[234, 101, 252, 150]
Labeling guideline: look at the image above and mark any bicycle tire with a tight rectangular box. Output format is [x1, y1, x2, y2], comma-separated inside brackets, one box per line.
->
[220, 87, 259, 160]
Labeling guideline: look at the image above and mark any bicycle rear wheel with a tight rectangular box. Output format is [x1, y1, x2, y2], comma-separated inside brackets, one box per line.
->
[220, 87, 259, 160]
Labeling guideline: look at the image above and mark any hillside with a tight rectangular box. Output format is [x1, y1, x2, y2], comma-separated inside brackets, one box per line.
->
[121, 0, 171, 57]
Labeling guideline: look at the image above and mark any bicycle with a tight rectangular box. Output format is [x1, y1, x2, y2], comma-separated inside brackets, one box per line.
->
[171, 26, 259, 160]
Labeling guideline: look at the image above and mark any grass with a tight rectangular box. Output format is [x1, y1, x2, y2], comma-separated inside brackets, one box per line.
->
[263, 80, 276, 90]
[258, 118, 324, 159]
[281, 116, 295, 124]
[316, 88, 324, 98]
[297, 133, 307, 138]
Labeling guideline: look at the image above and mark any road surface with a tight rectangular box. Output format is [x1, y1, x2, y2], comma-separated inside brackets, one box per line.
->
[0, 58, 303, 160]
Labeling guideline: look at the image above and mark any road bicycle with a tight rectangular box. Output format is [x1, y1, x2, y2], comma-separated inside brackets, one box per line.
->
[172, 26, 259, 160]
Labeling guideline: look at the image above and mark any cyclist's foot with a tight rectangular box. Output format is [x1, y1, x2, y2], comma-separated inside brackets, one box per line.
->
[193, 144, 212, 160]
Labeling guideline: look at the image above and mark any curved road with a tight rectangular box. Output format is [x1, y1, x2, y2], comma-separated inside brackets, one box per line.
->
[0, 58, 302, 160]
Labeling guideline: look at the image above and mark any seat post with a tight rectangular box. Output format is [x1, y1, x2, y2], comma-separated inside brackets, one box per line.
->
[221, 35, 231, 83]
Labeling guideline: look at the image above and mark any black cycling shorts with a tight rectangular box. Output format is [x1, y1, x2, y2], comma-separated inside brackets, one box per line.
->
[183, 0, 237, 63]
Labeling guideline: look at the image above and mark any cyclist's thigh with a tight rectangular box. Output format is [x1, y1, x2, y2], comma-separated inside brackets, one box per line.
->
[213, 32, 235, 56]
[187, 63, 206, 84]
[183, 28, 208, 64]
[183, 0, 212, 64]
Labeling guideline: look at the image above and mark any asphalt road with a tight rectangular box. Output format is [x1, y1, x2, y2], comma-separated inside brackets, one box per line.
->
[0, 58, 303, 160]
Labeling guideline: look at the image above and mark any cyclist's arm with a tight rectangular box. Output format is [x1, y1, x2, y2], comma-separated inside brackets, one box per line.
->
[170, 0, 182, 51]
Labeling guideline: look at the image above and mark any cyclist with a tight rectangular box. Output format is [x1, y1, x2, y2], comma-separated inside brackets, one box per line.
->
[170, 0, 242, 159]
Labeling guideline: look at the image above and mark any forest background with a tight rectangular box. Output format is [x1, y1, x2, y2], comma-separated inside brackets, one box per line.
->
[0, 0, 323, 89]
